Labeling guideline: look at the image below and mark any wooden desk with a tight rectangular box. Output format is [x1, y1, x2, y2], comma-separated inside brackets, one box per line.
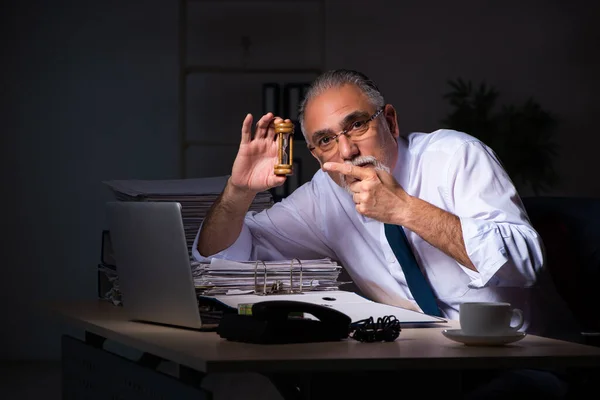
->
[52, 301, 600, 399]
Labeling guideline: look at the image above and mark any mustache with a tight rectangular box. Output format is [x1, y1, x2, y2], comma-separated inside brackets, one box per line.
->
[345, 156, 390, 173]
[339, 156, 390, 194]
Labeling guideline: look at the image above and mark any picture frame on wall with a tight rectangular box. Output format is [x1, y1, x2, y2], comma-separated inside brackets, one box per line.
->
[283, 83, 302, 121]
[284, 158, 303, 196]
[283, 82, 310, 140]
[262, 83, 280, 116]
[270, 158, 303, 201]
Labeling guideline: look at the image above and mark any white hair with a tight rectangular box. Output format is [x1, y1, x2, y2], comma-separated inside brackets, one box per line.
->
[298, 69, 385, 141]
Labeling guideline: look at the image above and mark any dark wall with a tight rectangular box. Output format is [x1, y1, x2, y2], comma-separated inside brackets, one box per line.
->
[1, 0, 598, 359]
[1, 0, 179, 359]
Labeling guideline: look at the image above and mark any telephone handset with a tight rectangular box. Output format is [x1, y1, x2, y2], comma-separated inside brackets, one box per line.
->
[252, 300, 351, 326]
[217, 300, 352, 344]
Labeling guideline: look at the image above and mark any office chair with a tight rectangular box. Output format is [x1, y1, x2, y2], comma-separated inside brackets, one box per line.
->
[522, 196, 600, 399]
[522, 196, 600, 346]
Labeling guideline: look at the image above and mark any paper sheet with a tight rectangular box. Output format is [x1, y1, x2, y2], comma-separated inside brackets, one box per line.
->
[204, 290, 446, 325]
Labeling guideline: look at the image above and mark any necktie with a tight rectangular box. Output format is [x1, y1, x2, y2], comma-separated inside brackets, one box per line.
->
[384, 223, 441, 316]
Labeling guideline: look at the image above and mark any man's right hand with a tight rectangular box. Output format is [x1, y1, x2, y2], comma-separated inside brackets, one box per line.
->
[229, 112, 288, 194]
[198, 112, 289, 257]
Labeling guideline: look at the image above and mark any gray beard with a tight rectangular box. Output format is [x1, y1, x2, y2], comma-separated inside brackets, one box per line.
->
[340, 155, 391, 194]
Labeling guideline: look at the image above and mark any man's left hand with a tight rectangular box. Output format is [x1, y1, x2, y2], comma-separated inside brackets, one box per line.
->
[323, 162, 412, 224]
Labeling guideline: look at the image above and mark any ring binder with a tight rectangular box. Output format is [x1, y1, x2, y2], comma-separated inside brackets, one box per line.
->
[194, 257, 346, 296]
[254, 260, 268, 295]
[252, 258, 310, 296]
[290, 258, 303, 294]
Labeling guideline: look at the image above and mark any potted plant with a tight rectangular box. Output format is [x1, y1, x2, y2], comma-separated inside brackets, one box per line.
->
[440, 78, 559, 195]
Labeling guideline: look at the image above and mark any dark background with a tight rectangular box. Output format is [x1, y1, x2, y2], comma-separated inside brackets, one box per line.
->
[1, 0, 598, 364]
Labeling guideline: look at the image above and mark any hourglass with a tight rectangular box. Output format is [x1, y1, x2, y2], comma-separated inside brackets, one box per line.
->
[274, 120, 294, 176]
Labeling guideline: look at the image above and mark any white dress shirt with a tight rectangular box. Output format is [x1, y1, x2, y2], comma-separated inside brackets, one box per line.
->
[193, 129, 580, 341]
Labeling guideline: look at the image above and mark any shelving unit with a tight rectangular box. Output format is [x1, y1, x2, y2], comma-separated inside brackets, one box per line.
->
[177, 0, 326, 179]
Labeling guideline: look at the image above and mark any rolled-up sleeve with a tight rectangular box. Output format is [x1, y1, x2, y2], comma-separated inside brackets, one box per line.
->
[191, 179, 336, 263]
[192, 220, 253, 262]
[447, 141, 544, 288]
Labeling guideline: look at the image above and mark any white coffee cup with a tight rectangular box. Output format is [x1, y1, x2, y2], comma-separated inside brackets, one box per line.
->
[459, 302, 524, 336]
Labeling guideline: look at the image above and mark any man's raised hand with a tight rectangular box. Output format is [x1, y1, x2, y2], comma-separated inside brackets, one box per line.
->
[323, 162, 412, 224]
[230, 113, 287, 194]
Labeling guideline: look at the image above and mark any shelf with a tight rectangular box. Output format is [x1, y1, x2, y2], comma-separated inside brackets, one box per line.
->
[178, 0, 325, 179]
[187, 0, 323, 3]
[184, 139, 306, 149]
[185, 66, 322, 75]
[183, 140, 240, 148]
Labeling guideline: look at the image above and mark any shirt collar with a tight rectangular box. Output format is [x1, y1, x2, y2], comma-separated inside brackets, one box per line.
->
[392, 136, 410, 189]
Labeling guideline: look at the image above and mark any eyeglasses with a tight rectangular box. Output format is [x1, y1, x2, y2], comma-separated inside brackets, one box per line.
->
[307, 108, 384, 155]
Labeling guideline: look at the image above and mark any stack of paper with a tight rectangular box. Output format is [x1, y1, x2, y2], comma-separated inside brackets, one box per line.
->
[192, 258, 347, 295]
[103, 176, 273, 256]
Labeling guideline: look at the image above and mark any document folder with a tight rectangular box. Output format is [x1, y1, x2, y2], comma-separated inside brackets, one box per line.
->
[203, 290, 446, 325]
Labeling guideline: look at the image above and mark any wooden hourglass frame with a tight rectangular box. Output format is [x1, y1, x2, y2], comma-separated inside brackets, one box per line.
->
[274, 121, 294, 176]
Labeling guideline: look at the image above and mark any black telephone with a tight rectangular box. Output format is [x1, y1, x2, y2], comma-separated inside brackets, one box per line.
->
[216, 300, 352, 344]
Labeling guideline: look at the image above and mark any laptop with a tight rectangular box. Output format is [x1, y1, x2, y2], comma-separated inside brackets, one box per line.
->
[106, 201, 217, 330]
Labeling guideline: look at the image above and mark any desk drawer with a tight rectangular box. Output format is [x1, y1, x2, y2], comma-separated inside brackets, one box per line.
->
[61, 335, 210, 400]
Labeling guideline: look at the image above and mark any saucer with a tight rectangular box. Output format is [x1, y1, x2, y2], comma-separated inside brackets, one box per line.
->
[442, 329, 526, 346]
